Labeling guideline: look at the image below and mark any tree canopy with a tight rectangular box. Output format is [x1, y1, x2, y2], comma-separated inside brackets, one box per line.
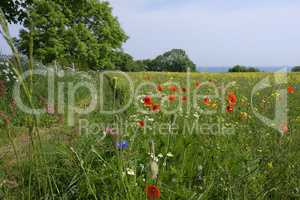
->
[17, 0, 128, 70]
[0, 0, 32, 24]
[111, 51, 144, 72]
[141, 49, 196, 72]
[291, 66, 300, 72]
[228, 65, 260, 72]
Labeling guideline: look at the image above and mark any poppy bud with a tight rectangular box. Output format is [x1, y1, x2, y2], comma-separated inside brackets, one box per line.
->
[150, 160, 159, 179]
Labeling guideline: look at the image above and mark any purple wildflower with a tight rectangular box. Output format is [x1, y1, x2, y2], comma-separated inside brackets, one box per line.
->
[115, 140, 129, 150]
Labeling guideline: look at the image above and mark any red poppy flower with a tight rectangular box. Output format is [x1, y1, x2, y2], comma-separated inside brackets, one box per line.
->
[168, 95, 176, 102]
[181, 96, 188, 102]
[138, 120, 145, 127]
[228, 92, 237, 106]
[181, 87, 187, 93]
[151, 104, 160, 112]
[203, 97, 210, 105]
[157, 85, 163, 92]
[145, 184, 161, 200]
[144, 96, 153, 106]
[288, 86, 295, 94]
[226, 105, 234, 113]
[168, 85, 177, 92]
[195, 80, 201, 88]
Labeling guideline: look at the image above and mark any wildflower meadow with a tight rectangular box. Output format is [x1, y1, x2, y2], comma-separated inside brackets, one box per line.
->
[0, 66, 300, 199]
[0, 1, 300, 200]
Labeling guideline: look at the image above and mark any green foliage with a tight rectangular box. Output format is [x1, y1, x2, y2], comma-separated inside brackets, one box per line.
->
[17, 0, 128, 70]
[228, 65, 260, 72]
[291, 66, 300, 72]
[142, 49, 196, 72]
[111, 51, 144, 72]
[0, 0, 32, 24]
[111, 49, 197, 72]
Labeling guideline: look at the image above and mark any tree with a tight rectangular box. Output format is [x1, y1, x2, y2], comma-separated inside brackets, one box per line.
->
[17, 0, 128, 70]
[145, 49, 196, 72]
[135, 59, 152, 70]
[111, 51, 144, 72]
[291, 66, 300, 72]
[228, 65, 260, 72]
[0, 0, 32, 24]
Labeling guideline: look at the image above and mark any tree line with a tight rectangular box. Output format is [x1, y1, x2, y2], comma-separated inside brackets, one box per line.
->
[228, 65, 300, 72]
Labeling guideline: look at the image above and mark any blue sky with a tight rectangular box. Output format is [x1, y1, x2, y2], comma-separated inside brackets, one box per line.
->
[1, 0, 300, 66]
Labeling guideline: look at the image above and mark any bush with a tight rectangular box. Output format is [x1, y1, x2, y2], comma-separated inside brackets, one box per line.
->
[142, 49, 196, 72]
[228, 65, 260, 72]
[291, 66, 300, 72]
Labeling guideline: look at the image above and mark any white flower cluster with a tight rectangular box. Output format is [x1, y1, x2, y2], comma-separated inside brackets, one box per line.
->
[0, 61, 18, 83]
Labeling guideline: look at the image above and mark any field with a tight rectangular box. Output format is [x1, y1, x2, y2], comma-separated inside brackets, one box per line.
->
[0, 71, 300, 199]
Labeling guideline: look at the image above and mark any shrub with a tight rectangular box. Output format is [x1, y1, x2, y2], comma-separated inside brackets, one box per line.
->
[228, 65, 260, 72]
[291, 66, 300, 72]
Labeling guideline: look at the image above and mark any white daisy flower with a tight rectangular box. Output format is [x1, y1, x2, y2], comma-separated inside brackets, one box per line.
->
[147, 118, 154, 122]
[126, 168, 135, 176]
[166, 152, 174, 158]
[157, 153, 164, 158]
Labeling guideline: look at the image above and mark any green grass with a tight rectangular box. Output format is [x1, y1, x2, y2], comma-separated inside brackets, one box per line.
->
[0, 71, 300, 199]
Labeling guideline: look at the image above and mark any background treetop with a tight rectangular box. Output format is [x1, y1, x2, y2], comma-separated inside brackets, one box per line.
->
[17, 0, 128, 70]
[291, 66, 300, 72]
[140, 49, 196, 72]
[228, 65, 260, 72]
[0, 0, 32, 24]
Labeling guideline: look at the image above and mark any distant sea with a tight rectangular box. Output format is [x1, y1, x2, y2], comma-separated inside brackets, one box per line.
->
[197, 66, 293, 72]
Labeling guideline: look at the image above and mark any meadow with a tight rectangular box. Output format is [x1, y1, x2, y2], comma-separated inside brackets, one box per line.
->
[1, 0, 300, 199]
[0, 67, 300, 199]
